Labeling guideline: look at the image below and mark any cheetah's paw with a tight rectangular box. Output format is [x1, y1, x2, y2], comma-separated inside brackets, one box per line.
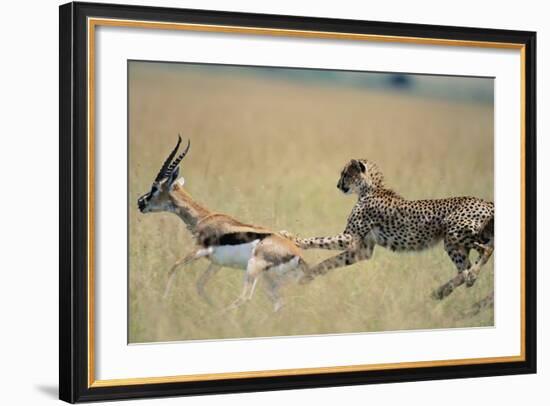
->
[279, 230, 296, 241]
[465, 271, 478, 288]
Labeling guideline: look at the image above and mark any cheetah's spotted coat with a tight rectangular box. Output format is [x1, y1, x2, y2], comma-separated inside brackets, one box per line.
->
[287, 159, 494, 299]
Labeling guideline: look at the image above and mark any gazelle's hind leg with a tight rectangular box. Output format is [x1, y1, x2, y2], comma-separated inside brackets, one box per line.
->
[196, 263, 221, 306]
[262, 273, 284, 312]
[163, 247, 212, 299]
[224, 257, 265, 312]
[224, 234, 305, 312]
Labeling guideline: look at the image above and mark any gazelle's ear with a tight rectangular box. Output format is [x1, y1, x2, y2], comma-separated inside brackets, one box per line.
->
[168, 167, 180, 185]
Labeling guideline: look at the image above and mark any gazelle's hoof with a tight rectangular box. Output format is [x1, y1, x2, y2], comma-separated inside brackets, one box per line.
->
[222, 298, 246, 313]
[197, 290, 215, 307]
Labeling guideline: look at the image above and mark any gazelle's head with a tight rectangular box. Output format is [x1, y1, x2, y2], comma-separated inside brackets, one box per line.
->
[137, 136, 190, 214]
[337, 159, 384, 195]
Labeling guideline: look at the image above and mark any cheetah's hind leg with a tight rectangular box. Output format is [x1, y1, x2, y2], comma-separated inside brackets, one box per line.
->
[432, 217, 494, 300]
[462, 291, 494, 318]
[432, 240, 494, 300]
[464, 217, 494, 288]
[464, 239, 494, 288]
[431, 244, 471, 300]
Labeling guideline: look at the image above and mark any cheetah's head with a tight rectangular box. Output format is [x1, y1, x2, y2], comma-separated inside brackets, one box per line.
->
[337, 159, 384, 195]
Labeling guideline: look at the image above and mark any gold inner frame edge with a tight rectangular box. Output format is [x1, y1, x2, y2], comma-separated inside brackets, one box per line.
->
[86, 17, 527, 388]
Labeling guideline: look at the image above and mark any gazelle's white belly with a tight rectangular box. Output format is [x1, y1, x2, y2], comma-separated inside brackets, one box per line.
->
[209, 240, 260, 269]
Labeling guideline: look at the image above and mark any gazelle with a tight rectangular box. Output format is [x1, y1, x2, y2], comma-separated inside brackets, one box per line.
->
[137, 136, 308, 311]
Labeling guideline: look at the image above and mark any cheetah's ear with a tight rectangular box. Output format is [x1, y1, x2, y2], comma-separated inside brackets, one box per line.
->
[350, 159, 366, 173]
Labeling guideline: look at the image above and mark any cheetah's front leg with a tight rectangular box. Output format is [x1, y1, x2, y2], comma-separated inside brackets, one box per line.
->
[299, 243, 374, 284]
[280, 231, 357, 251]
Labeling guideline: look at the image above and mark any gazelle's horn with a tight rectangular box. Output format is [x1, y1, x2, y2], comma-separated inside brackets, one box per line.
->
[154, 135, 182, 182]
[167, 138, 191, 174]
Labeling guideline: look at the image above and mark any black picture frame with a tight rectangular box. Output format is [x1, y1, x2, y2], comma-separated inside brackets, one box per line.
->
[59, 1, 537, 403]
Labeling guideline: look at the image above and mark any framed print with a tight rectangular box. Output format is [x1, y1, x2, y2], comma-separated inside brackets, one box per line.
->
[59, 1, 537, 403]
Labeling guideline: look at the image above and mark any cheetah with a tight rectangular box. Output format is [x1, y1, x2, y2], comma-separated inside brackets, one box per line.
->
[284, 159, 494, 300]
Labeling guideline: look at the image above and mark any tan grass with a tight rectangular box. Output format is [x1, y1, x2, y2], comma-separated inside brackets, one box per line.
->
[128, 62, 494, 343]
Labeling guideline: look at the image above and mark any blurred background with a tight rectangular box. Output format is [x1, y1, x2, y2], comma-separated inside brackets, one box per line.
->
[128, 61, 493, 343]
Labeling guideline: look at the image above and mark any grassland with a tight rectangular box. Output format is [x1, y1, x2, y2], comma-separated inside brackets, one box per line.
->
[128, 62, 494, 343]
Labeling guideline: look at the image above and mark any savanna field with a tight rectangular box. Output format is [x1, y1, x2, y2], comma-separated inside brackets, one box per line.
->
[128, 62, 494, 343]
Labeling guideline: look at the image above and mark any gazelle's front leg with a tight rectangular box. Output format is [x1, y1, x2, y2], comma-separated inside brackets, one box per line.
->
[196, 263, 221, 306]
[163, 247, 213, 299]
[262, 273, 284, 312]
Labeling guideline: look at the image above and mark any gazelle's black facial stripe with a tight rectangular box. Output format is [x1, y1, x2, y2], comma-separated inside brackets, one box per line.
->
[137, 193, 150, 212]
[137, 184, 159, 212]
[137, 196, 146, 212]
